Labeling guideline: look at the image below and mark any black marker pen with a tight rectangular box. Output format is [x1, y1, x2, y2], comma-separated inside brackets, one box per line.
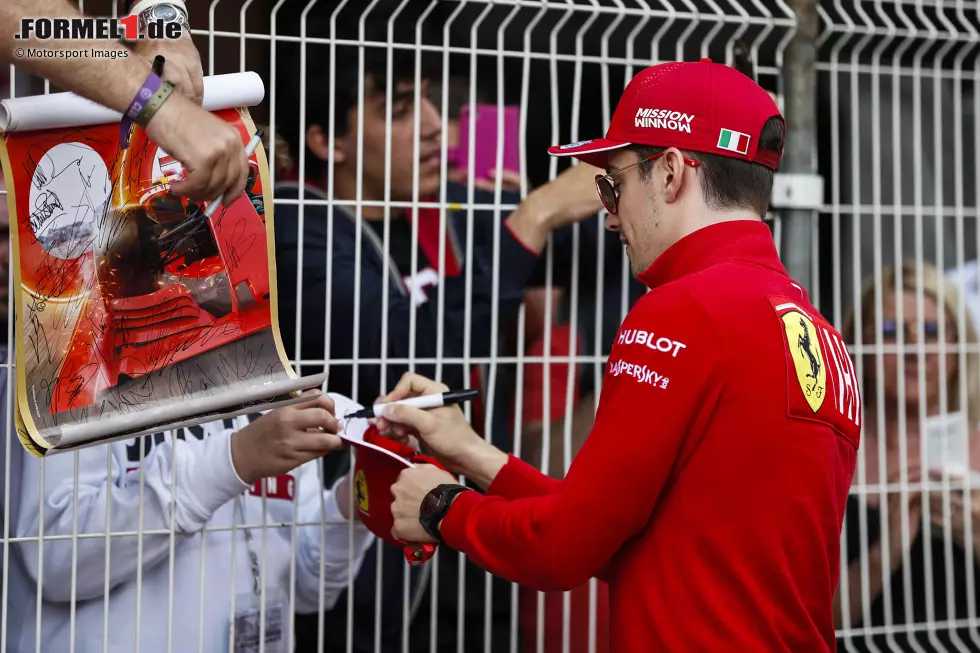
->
[344, 389, 479, 420]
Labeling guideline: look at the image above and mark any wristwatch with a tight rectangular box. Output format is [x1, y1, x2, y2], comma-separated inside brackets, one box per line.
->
[419, 484, 471, 544]
[137, 3, 190, 33]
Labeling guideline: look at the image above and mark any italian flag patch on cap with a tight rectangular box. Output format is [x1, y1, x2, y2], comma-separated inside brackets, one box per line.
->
[717, 128, 751, 155]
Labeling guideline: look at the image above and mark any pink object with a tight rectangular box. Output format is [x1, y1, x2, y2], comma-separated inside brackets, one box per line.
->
[457, 104, 521, 180]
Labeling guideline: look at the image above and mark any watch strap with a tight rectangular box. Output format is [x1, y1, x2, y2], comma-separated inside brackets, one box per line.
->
[420, 484, 470, 544]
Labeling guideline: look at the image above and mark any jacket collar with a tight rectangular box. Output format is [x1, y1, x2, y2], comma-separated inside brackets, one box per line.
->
[637, 219, 786, 289]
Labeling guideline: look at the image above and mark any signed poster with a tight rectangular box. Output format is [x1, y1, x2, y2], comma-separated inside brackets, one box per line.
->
[0, 73, 324, 455]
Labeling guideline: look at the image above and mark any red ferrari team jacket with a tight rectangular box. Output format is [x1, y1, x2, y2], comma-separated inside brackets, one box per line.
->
[441, 219, 860, 652]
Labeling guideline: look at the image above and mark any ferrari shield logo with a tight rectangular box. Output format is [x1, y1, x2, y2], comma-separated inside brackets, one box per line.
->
[781, 311, 826, 412]
[354, 469, 369, 514]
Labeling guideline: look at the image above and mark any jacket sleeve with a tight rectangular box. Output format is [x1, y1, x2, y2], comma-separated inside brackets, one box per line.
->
[13, 428, 249, 602]
[293, 394, 376, 613]
[439, 287, 721, 591]
[486, 455, 561, 499]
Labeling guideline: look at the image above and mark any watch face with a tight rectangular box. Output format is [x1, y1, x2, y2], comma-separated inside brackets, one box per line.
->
[420, 490, 442, 518]
[151, 5, 179, 21]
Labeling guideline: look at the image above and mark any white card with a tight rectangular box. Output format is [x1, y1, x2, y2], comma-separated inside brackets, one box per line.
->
[923, 412, 974, 475]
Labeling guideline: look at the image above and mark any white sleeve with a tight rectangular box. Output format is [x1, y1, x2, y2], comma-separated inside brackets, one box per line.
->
[293, 393, 375, 614]
[13, 425, 250, 603]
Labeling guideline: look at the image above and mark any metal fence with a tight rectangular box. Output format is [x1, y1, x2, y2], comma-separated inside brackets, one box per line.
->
[2, 0, 980, 651]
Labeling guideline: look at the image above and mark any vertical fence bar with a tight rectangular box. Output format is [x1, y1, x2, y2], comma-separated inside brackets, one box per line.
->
[933, 6, 967, 650]
[462, 5, 497, 652]
[1, 29, 17, 653]
[782, 0, 819, 290]
[957, 0, 980, 645]
[430, 5, 470, 651]
[910, 1, 943, 647]
[1, 85, 13, 653]
[1, 174, 9, 653]
[888, 1, 920, 648]
[816, 3, 851, 643]
[537, 3, 575, 649]
[848, 3, 879, 647]
[509, 5, 548, 652]
[485, 5, 522, 653]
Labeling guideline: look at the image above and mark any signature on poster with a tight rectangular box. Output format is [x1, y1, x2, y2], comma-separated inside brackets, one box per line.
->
[27, 142, 106, 260]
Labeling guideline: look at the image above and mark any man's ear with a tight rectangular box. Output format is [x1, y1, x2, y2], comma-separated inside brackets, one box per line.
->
[661, 147, 689, 204]
[306, 123, 348, 167]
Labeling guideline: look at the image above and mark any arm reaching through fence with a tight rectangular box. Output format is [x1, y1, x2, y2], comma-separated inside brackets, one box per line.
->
[11, 392, 354, 603]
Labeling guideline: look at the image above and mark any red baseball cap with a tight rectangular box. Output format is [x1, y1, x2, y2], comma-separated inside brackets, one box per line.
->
[350, 425, 451, 565]
[548, 58, 783, 170]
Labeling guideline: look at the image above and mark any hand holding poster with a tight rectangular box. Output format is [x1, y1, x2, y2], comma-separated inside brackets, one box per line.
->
[1, 72, 325, 456]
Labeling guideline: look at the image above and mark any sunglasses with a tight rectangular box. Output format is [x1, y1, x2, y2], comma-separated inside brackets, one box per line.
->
[879, 319, 952, 343]
[594, 150, 701, 215]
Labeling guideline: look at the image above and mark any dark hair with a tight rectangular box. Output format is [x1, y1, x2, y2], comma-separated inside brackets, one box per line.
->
[275, 24, 438, 179]
[631, 116, 785, 216]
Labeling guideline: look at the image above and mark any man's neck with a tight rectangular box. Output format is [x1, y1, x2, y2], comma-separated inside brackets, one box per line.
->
[677, 208, 762, 242]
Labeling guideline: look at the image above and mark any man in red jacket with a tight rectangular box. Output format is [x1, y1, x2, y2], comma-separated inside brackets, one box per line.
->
[381, 59, 860, 652]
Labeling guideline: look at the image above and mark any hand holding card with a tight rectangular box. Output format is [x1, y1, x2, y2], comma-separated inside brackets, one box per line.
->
[923, 412, 980, 482]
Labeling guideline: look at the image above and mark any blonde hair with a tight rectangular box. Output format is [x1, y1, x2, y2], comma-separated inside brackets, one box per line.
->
[843, 259, 980, 425]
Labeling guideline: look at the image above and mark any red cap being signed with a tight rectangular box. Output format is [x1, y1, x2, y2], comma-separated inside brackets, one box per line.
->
[548, 58, 783, 170]
[349, 425, 449, 565]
